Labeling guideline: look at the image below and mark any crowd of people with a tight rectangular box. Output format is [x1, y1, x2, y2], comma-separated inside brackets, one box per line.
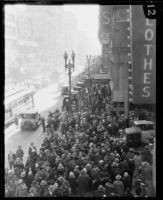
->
[5, 82, 155, 197]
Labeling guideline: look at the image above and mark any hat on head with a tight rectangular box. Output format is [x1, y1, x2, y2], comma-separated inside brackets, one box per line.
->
[115, 174, 122, 180]
[116, 153, 120, 158]
[142, 161, 149, 167]
[129, 148, 134, 152]
[35, 163, 39, 168]
[86, 163, 91, 168]
[75, 165, 79, 170]
[58, 163, 64, 169]
[110, 153, 114, 156]
[112, 162, 117, 167]
[48, 185, 55, 191]
[29, 187, 35, 193]
[115, 158, 119, 163]
[140, 182, 146, 186]
[105, 182, 114, 188]
[57, 176, 64, 184]
[98, 185, 104, 191]
[18, 179, 24, 184]
[124, 172, 129, 177]
[21, 183, 27, 190]
[81, 168, 87, 173]
[99, 160, 104, 164]
[94, 167, 100, 172]
[40, 180, 47, 186]
[21, 171, 26, 178]
[8, 170, 14, 174]
[69, 171, 75, 177]
[53, 182, 58, 190]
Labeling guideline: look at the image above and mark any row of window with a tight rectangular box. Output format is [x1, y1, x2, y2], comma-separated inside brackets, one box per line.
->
[5, 13, 16, 25]
[12, 95, 30, 109]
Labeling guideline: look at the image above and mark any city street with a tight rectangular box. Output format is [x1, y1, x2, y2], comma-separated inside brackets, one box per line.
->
[4, 4, 156, 197]
[5, 83, 62, 168]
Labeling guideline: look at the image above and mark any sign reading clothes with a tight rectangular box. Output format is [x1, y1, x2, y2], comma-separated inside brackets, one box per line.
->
[132, 5, 156, 104]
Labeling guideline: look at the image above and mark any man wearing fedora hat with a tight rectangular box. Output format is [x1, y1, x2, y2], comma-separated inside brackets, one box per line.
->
[39, 180, 49, 197]
[113, 174, 124, 197]
[16, 146, 24, 161]
[15, 179, 28, 197]
[78, 168, 90, 197]
[122, 172, 131, 192]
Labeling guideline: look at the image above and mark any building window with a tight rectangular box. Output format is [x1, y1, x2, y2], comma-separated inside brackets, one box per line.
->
[5, 25, 16, 37]
[5, 13, 16, 24]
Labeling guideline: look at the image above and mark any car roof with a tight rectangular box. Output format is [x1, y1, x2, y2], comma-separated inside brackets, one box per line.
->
[134, 120, 154, 125]
[125, 127, 141, 134]
[20, 109, 38, 114]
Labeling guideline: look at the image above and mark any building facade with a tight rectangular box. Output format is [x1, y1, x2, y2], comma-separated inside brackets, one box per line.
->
[98, 5, 156, 116]
[98, 5, 131, 115]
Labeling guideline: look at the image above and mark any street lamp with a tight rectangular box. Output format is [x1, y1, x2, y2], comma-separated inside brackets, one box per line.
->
[64, 51, 75, 112]
[86, 55, 92, 80]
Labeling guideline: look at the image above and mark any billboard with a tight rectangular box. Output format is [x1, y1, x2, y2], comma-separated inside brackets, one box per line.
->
[132, 5, 156, 104]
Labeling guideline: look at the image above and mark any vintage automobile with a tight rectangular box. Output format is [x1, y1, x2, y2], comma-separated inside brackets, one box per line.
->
[19, 109, 41, 130]
[133, 120, 155, 144]
[125, 127, 142, 148]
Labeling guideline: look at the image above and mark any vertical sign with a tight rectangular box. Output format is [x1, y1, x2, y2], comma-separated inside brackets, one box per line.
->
[132, 5, 156, 104]
[98, 6, 112, 45]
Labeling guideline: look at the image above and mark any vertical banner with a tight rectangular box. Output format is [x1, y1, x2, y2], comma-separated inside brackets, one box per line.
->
[98, 6, 112, 43]
[132, 5, 156, 104]
[98, 6, 112, 77]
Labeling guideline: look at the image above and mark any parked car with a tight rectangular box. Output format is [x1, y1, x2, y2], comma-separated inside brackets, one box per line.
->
[125, 127, 142, 148]
[133, 120, 155, 144]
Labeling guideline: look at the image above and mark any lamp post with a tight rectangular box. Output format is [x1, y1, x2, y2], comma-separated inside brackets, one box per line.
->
[86, 55, 92, 81]
[64, 51, 75, 112]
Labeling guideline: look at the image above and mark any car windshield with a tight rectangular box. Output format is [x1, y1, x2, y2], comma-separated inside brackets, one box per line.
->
[137, 124, 154, 131]
[21, 114, 36, 119]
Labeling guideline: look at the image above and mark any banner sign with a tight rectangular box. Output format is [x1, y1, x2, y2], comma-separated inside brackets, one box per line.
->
[132, 6, 156, 104]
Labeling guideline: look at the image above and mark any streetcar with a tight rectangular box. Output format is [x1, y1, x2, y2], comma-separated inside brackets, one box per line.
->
[5, 87, 35, 128]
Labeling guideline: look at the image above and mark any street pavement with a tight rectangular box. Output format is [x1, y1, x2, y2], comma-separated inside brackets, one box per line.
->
[5, 83, 63, 168]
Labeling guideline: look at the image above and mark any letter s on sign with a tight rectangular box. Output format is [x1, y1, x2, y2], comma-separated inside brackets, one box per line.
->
[142, 87, 151, 97]
[103, 11, 110, 24]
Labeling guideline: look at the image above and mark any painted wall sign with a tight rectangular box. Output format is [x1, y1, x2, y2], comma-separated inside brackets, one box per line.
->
[98, 6, 112, 45]
[132, 5, 156, 104]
